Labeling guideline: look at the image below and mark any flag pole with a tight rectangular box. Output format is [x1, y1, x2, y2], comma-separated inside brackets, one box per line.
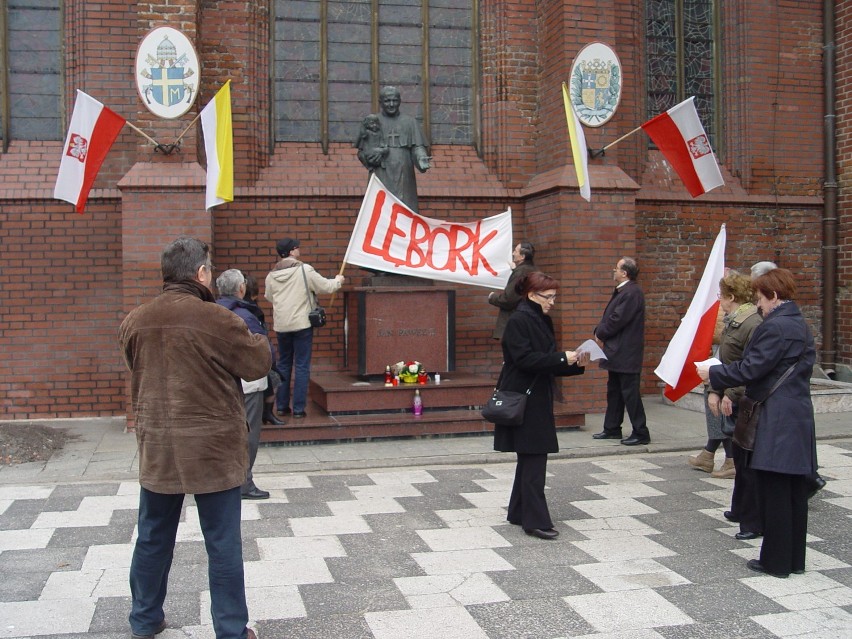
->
[589, 125, 643, 158]
[328, 262, 347, 309]
[172, 111, 202, 147]
[125, 121, 160, 147]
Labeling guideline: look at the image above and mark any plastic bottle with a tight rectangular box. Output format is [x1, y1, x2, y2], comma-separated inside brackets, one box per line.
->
[413, 389, 423, 416]
[384, 365, 393, 386]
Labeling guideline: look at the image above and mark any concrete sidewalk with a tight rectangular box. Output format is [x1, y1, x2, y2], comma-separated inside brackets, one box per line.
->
[2, 395, 851, 484]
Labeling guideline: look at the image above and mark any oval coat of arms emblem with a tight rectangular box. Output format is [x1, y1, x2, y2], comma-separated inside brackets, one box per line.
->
[569, 42, 622, 128]
[135, 26, 200, 119]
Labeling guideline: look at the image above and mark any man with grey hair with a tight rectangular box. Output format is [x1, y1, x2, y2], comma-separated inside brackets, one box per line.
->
[119, 237, 268, 639]
[750, 261, 777, 279]
[593, 256, 650, 446]
[216, 268, 272, 500]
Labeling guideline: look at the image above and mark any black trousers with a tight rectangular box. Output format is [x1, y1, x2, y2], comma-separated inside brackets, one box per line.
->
[602, 371, 649, 438]
[507, 453, 552, 530]
[756, 470, 809, 575]
[730, 443, 762, 534]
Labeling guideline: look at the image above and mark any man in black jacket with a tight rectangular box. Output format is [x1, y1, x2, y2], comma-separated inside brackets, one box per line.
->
[593, 257, 650, 445]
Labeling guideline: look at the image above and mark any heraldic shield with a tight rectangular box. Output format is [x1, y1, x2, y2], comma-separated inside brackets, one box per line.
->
[135, 27, 199, 119]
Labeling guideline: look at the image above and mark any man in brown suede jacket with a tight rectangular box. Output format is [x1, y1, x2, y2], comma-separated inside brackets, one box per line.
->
[119, 237, 269, 639]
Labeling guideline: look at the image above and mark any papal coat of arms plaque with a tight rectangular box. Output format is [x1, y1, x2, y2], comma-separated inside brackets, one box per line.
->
[569, 42, 622, 128]
[135, 26, 199, 119]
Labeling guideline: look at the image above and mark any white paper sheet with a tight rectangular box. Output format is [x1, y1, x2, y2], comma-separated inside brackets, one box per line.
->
[576, 339, 607, 361]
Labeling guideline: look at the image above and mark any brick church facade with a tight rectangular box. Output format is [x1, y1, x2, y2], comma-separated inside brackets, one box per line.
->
[1, 0, 849, 421]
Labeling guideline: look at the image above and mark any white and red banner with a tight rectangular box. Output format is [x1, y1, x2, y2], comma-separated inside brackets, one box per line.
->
[54, 90, 126, 213]
[641, 96, 724, 198]
[345, 174, 513, 289]
[654, 224, 726, 402]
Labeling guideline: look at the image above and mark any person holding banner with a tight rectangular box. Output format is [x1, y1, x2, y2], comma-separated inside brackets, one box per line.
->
[697, 268, 817, 578]
[266, 238, 344, 418]
[592, 257, 650, 445]
[488, 242, 536, 340]
[494, 272, 590, 540]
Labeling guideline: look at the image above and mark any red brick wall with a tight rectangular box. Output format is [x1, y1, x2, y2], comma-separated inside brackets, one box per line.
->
[0, 0, 839, 420]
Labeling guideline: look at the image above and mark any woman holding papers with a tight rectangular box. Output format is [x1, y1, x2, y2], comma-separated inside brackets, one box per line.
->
[494, 272, 590, 540]
[697, 268, 817, 578]
[703, 270, 763, 540]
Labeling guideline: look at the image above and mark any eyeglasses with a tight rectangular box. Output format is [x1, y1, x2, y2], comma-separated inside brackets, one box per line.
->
[535, 293, 557, 302]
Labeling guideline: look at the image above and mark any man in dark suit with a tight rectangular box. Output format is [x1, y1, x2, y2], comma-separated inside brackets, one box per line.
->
[592, 257, 650, 445]
[488, 242, 536, 339]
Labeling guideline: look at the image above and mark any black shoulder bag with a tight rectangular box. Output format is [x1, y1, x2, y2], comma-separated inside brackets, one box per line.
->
[300, 265, 327, 328]
[481, 364, 538, 427]
[733, 360, 799, 451]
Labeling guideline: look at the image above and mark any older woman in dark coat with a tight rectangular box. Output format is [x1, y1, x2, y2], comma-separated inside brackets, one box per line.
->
[698, 268, 816, 578]
[495, 272, 589, 540]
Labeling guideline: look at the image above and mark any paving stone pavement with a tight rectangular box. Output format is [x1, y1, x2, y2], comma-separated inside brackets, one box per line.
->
[1, 439, 851, 638]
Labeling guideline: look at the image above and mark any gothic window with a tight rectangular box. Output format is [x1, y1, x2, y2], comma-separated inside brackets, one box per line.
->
[0, 0, 63, 149]
[273, 0, 475, 149]
[646, 0, 718, 145]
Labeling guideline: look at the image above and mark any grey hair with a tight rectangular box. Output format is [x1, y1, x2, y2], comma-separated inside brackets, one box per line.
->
[620, 257, 639, 280]
[161, 237, 209, 283]
[750, 261, 777, 279]
[216, 269, 246, 296]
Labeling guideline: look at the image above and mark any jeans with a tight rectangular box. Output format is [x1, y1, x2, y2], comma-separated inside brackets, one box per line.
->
[276, 327, 313, 413]
[129, 486, 249, 639]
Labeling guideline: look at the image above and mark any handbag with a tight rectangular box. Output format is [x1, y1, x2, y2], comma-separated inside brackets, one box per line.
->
[300, 265, 327, 327]
[733, 361, 799, 451]
[480, 365, 538, 427]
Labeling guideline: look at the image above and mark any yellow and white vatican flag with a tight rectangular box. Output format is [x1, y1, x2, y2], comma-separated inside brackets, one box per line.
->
[562, 81, 590, 201]
[200, 80, 234, 209]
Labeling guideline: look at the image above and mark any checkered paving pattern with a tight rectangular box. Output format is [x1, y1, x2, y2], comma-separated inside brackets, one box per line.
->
[1, 444, 851, 638]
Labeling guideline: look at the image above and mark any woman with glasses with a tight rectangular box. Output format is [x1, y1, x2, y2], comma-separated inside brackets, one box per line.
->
[494, 271, 590, 540]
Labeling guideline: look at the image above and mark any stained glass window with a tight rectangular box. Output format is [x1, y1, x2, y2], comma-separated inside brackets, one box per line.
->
[0, 0, 63, 146]
[646, 0, 716, 144]
[273, 0, 474, 146]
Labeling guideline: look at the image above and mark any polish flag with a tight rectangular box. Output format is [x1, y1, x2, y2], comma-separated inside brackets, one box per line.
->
[654, 225, 726, 402]
[641, 97, 724, 197]
[54, 90, 126, 213]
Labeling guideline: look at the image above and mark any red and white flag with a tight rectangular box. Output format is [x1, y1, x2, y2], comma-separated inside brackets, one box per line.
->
[654, 224, 726, 402]
[54, 90, 126, 213]
[641, 96, 724, 197]
[344, 174, 513, 289]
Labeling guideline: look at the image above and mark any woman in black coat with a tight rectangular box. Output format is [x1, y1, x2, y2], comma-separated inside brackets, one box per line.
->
[698, 268, 816, 578]
[494, 271, 589, 540]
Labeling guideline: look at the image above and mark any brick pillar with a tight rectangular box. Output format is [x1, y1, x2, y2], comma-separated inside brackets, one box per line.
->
[119, 1, 209, 427]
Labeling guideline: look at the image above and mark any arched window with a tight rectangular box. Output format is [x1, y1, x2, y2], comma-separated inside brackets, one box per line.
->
[646, 0, 719, 148]
[0, 0, 63, 150]
[272, 0, 476, 151]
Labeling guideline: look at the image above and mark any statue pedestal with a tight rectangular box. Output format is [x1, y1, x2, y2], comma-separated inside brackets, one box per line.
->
[344, 286, 455, 378]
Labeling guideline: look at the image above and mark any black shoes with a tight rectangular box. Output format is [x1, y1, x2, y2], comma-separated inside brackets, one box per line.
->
[621, 435, 650, 446]
[525, 528, 559, 540]
[806, 475, 827, 500]
[735, 531, 761, 540]
[723, 511, 740, 523]
[278, 407, 292, 416]
[592, 431, 622, 440]
[262, 406, 284, 425]
[292, 411, 307, 418]
[746, 559, 789, 578]
[131, 620, 167, 639]
[241, 488, 270, 500]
